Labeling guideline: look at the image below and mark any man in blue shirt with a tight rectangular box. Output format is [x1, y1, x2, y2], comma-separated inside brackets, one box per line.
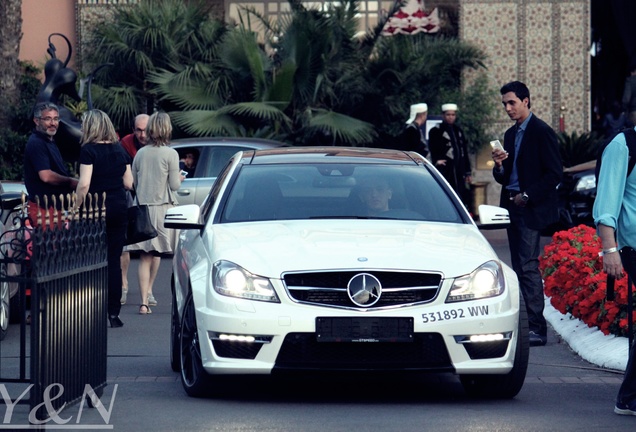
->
[594, 126, 636, 416]
[491, 81, 562, 347]
[23, 102, 78, 227]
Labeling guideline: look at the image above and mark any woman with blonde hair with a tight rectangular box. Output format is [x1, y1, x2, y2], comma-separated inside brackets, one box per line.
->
[127, 112, 183, 314]
[75, 109, 133, 328]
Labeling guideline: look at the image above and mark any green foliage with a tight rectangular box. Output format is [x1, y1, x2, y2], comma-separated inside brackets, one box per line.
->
[0, 129, 28, 180]
[85, 0, 225, 131]
[65, 100, 88, 119]
[86, 0, 496, 149]
[449, 74, 499, 154]
[557, 131, 602, 168]
[12, 61, 42, 135]
[0, 61, 41, 180]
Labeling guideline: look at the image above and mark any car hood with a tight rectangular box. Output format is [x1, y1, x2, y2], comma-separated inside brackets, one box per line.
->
[207, 220, 500, 279]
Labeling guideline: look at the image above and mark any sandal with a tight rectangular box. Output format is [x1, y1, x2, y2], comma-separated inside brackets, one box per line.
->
[139, 304, 152, 315]
[121, 288, 128, 305]
[148, 293, 157, 306]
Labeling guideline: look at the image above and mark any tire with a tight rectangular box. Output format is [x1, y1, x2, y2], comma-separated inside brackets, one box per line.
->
[460, 295, 530, 399]
[0, 276, 10, 341]
[8, 263, 21, 324]
[179, 292, 212, 397]
[170, 282, 181, 372]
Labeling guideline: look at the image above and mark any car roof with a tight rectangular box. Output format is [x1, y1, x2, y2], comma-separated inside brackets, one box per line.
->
[239, 146, 427, 166]
[170, 137, 285, 150]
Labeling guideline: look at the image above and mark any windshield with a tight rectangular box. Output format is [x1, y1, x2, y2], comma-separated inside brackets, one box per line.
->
[220, 163, 466, 223]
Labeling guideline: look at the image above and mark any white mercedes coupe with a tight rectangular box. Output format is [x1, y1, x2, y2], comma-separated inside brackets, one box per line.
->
[165, 147, 528, 399]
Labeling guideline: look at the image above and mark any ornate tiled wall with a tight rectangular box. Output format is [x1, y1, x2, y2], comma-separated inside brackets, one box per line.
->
[461, 0, 589, 132]
[460, 0, 590, 205]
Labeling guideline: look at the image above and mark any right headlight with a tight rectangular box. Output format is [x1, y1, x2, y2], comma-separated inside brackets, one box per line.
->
[445, 261, 505, 303]
[574, 174, 596, 192]
[212, 260, 280, 303]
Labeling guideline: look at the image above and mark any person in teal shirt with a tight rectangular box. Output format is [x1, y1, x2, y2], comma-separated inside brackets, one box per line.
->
[594, 125, 636, 416]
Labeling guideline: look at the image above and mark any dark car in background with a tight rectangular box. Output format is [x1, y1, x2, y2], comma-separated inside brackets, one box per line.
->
[557, 160, 596, 229]
[169, 137, 285, 206]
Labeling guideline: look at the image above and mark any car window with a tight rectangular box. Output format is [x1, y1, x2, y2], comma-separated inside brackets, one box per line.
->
[220, 164, 465, 223]
[201, 158, 235, 221]
[202, 146, 252, 179]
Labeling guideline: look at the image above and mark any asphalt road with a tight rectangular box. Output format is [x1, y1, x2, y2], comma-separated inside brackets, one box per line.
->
[1, 229, 634, 431]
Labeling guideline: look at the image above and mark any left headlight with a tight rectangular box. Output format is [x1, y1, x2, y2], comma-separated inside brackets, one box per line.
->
[574, 173, 596, 192]
[212, 260, 280, 303]
[445, 260, 505, 303]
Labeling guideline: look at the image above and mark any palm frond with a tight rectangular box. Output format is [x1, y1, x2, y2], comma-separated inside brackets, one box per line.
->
[220, 102, 292, 125]
[170, 110, 242, 136]
[92, 85, 144, 132]
[304, 109, 377, 145]
[219, 28, 270, 101]
[149, 66, 223, 110]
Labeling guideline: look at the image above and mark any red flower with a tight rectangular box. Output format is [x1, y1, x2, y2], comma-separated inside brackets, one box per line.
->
[540, 225, 635, 337]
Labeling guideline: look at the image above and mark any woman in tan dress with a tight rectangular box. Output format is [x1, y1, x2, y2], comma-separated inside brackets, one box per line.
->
[126, 112, 183, 314]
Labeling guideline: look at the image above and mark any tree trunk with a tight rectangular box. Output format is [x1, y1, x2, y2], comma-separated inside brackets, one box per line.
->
[0, 0, 23, 129]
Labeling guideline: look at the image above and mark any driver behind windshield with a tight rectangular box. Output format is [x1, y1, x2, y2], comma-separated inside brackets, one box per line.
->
[356, 178, 393, 216]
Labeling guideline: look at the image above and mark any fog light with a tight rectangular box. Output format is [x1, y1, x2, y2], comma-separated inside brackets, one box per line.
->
[454, 332, 511, 344]
[470, 334, 504, 342]
[219, 334, 256, 343]
[209, 332, 273, 344]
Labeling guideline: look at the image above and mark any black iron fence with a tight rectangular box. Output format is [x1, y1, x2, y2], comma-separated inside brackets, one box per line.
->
[0, 193, 108, 418]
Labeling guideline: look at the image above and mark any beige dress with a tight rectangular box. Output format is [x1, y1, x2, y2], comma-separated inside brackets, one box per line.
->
[125, 144, 181, 255]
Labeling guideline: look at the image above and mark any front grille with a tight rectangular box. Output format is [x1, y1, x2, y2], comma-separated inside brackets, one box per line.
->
[284, 270, 442, 309]
[462, 340, 510, 360]
[274, 333, 452, 371]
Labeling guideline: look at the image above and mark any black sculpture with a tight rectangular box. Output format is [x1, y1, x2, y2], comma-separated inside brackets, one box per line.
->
[35, 34, 107, 162]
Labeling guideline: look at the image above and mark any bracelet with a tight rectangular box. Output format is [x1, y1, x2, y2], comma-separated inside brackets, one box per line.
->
[598, 247, 619, 257]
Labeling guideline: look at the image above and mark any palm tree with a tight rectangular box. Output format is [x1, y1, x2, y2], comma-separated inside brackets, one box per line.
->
[151, 0, 495, 148]
[85, 0, 226, 131]
[150, 0, 378, 146]
[88, 0, 496, 148]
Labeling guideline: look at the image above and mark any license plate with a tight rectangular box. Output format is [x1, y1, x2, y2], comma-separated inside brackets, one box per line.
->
[316, 317, 413, 343]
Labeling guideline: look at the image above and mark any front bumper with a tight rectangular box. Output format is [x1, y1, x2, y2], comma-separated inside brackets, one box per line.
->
[193, 281, 520, 376]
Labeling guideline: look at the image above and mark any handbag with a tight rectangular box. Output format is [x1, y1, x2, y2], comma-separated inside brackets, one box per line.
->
[125, 187, 158, 245]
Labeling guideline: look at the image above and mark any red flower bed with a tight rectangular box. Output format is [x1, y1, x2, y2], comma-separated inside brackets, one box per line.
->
[539, 224, 636, 337]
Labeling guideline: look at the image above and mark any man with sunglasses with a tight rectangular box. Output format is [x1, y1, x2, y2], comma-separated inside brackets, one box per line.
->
[23, 102, 78, 228]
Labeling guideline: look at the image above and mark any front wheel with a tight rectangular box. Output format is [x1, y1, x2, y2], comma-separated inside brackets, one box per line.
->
[0, 276, 10, 341]
[170, 280, 180, 372]
[460, 296, 530, 398]
[179, 292, 212, 397]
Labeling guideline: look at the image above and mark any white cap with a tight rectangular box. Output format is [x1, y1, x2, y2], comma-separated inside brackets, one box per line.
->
[442, 103, 458, 112]
[406, 103, 428, 124]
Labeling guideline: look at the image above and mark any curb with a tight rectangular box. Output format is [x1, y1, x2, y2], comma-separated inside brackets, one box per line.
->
[544, 296, 629, 372]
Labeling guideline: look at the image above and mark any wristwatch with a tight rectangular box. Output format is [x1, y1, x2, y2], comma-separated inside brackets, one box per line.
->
[521, 192, 529, 203]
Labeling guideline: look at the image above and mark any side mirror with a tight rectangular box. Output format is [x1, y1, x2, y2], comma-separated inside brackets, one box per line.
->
[476, 205, 510, 230]
[164, 205, 204, 230]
